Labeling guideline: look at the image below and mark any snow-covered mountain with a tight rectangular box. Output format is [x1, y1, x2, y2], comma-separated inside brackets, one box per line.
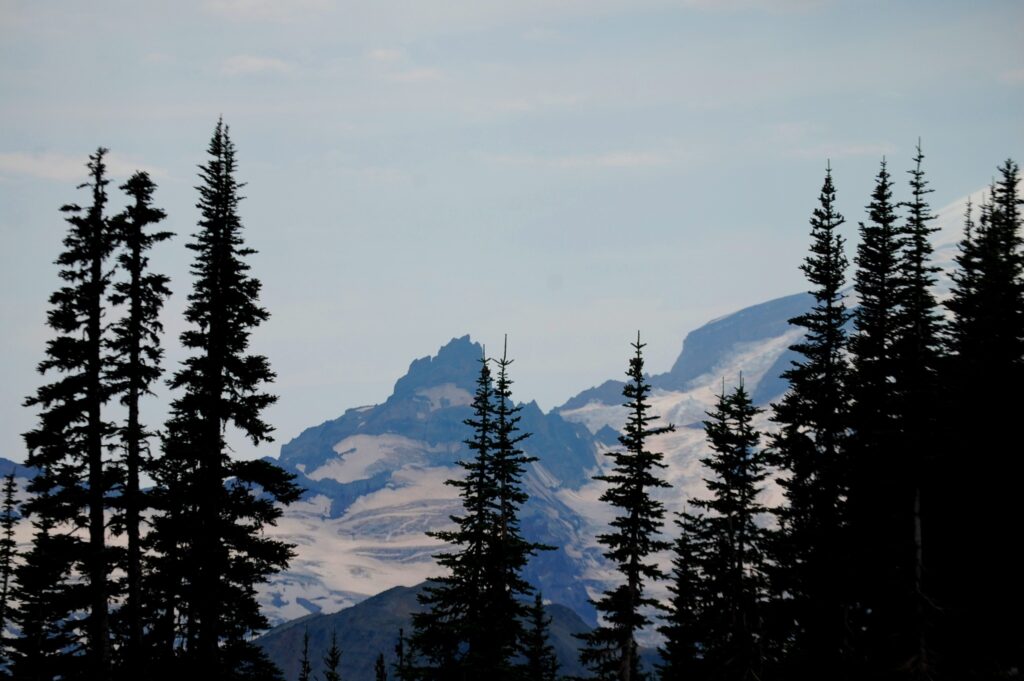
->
[258, 189, 977, 628]
[255, 293, 819, 627]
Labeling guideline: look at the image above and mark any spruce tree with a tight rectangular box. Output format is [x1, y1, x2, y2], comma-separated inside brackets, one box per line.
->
[657, 511, 704, 681]
[7, 511, 81, 681]
[846, 157, 907, 668]
[891, 142, 944, 675]
[393, 628, 411, 681]
[942, 160, 1023, 675]
[375, 652, 388, 681]
[768, 163, 853, 673]
[107, 170, 172, 679]
[480, 340, 547, 680]
[147, 119, 300, 679]
[578, 334, 674, 681]
[323, 630, 342, 681]
[522, 593, 559, 681]
[691, 382, 770, 680]
[0, 472, 17, 638]
[298, 628, 312, 681]
[411, 356, 497, 680]
[21, 147, 117, 680]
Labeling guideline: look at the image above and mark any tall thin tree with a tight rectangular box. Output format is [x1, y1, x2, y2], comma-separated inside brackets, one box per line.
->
[323, 629, 342, 681]
[0, 472, 18, 638]
[692, 381, 770, 680]
[522, 593, 559, 681]
[891, 141, 944, 675]
[846, 157, 907, 669]
[148, 120, 300, 679]
[21, 148, 117, 680]
[411, 355, 497, 680]
[107, 170, 172, 679]
[298, 628, 313, 681]
[578, 334, 674, 681]
[482, 340, 547, 680]
[657, 510, 704, 681]
[942, 159, 1023, 675]
[769, 162, 853, 673]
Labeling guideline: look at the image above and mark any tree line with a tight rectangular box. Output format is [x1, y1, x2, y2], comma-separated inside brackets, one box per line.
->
[396, 147, 1022, 681]
[0, 130, 1020, 681]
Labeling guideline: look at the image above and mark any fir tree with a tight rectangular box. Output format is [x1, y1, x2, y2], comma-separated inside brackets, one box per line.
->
[891, 142, 944, 675]
[393, 628, 411, 681]
[578, 334, 674, 681]
[479, 340, 547, 680]
[21, 148, 117, 680]
[522, 593, 559, 681]
[691, 381, 770, 680]
[768, 163, 853, 673]
[0, 472, 17, 638]
[7, 511, 82, 681]
[942, 160, 1023, 675]
[376, 652, 388, 681]
[147, 119, 300, 680]
[657, 511, 704, 681]
[846, 157, 907, 668]
[323, 630, 343, 681]
[411, 356, 497, 680]
[298, 628, 312, 681]
[107, 170, 172, 679]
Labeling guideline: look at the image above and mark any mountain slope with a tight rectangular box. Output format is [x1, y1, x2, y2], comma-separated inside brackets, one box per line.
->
[257, 581, 657, 681]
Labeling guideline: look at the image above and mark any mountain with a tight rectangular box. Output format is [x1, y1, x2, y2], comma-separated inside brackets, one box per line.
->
[256, 291, 816, 630]
[259, 335, 606, 625]
[256, 582, 605, 681]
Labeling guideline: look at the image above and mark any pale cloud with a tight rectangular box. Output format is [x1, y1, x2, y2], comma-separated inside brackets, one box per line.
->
[205, 0, 330, 21]
[220, 55, 294, 76]
[0, 152, 166, 183]
[367, 48, 404, 63]
[999, 68, 1024, 84]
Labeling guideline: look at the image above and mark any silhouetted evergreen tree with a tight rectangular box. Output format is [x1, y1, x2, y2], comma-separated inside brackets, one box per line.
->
[8, 511, 82, 681]
[691, 382, 770, 680]
[411, 356, 496, 680]
[298, 628, 312, 681]
[376, 652, 388, 681]
[657, 510, 704, 681]
[21, 148, 117, 680]
[146, 120, 299, 680]
[890, 142, 944, 676]
[522, 593, 559, 681]
[846, 158, 907, 669]
[323, 630, 342, 681]
[0, 472, 17, 638]
[578, 334, 674, 681]
[106, 170, 172, 679]
[768, 163, 853, 675]
[393, 628, 411, 681]
[942, 159, 1023, 676]
[479, 341, 547, 680]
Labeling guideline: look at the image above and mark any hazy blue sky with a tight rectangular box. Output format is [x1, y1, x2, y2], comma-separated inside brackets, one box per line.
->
[1, 0, 1022, 462]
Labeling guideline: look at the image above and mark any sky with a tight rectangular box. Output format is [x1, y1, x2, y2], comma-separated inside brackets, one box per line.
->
[1, 0, 1022, 463]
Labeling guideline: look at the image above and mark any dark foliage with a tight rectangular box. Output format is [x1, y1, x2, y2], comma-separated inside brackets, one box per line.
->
[578, 335, 673, 681]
